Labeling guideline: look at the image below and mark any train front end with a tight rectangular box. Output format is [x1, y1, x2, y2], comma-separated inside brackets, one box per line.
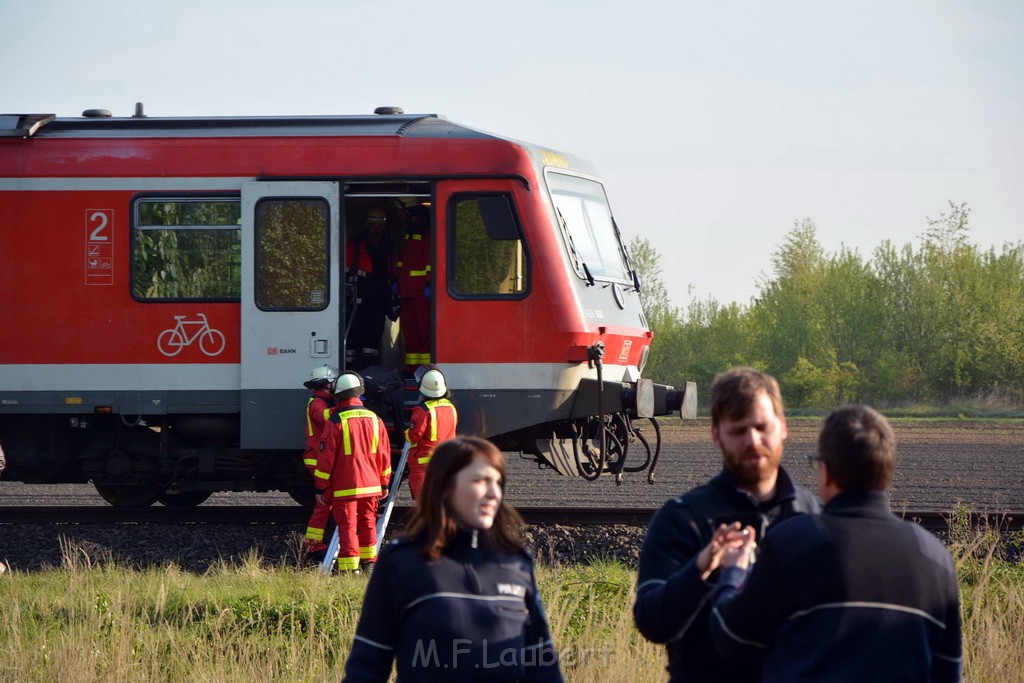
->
[434, 143, 695, 483]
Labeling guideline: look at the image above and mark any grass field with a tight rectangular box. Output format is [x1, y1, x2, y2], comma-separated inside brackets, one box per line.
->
[1, 514, 1021, 682]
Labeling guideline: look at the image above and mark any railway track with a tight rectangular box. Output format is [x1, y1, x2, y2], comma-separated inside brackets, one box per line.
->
[1, 506, 1021, 534]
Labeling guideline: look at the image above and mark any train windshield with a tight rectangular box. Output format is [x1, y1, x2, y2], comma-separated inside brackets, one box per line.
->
[547, 172, 631, 283]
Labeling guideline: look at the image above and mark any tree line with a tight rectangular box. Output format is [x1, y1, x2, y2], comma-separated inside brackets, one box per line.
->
[631, 203, 1024, 410]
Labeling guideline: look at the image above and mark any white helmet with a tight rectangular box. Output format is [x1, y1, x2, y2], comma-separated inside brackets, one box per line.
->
[419, 369, 447, 398]
[305, 364, 339, 389]
[334, 371, 364, 399]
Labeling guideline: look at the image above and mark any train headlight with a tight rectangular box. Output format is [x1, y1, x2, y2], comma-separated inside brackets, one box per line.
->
[638, 344, 650, 375]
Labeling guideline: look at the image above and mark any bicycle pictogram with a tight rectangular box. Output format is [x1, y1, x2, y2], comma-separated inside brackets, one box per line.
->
[157, 314, 226, 357]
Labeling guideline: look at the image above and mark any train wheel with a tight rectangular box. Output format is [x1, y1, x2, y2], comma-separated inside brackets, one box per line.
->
[93, 481, 162, 507]
[157, 490, 213, 507]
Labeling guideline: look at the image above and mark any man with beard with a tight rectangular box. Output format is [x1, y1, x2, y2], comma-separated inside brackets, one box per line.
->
[634, 367, 820, 683]
[709, 405, 961, 682]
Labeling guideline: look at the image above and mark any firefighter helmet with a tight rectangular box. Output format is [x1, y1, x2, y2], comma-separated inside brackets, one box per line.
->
[334, 371, 365, 399]
[419, 369, 448, 398]
[304, 364, 339, 390]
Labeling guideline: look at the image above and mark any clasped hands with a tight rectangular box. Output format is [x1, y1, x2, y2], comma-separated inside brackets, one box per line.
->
[696, 522, 758, 580]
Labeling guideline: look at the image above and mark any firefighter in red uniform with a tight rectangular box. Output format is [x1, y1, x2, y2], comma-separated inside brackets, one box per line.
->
[302, 364, 339, 557]
[405, 367, 457, 501]
[397, 205, 431, 370]
[347, 207, 395, 369]
[314, 371, 392, 573]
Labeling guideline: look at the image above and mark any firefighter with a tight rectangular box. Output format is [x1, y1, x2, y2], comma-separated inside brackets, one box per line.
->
[346, 207, 394, 369]
[396, 205, 431, 370]
[301, 364, 339, 558]
[405, 367, 457, 501]
[314, 371, 392, 573]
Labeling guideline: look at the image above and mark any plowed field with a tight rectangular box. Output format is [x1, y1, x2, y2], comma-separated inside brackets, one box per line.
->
[501, 418, 1024, 513]
[0, 419, 1020, 514]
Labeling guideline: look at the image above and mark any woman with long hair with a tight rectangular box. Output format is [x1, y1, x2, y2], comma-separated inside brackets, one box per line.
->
[342, 436, 564, 682]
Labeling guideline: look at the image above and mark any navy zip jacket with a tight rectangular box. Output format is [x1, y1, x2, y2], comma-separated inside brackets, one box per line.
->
[634, 466, 820, 682]
[342, 529, 563, 683]
[710, 491, 962, 682]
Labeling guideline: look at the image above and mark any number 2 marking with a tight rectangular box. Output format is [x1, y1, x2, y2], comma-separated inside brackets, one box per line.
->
[88, 211, 109, 241]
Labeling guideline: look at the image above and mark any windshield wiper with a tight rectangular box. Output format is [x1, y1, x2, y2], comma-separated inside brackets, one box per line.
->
[582, 262, 595, 287]
[612, 216, 640, 291]
[556, 207, 595, 285]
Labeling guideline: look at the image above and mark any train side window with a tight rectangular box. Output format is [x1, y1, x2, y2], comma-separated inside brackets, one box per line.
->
[254, 198, 330, 311]
[449, 194, 529, 298]
[132, 198, 241, 301]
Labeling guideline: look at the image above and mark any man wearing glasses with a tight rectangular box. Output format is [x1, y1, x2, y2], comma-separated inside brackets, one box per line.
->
[709, 405, 962, 682]
[634, 367, 820, 682]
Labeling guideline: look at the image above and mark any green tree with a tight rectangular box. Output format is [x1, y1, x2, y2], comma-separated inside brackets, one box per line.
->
[751, 219, 830, 375]
[627, 237, 684, 385]
[628, 236, 676, 330]
[872, 202, 1024, 402]
[627, 203, 1024, 409]
[628, 237, 755, 394]
[677, 296, 755, 392]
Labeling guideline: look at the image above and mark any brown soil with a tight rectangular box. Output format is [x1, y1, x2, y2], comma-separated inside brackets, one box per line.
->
[1, 419, 1020, 514]
[501, 418, 1024, 513]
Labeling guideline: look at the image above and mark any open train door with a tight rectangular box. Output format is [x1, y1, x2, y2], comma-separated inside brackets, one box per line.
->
[240, 182, 342, 448]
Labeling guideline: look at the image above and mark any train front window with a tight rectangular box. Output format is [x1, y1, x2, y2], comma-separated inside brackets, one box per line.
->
[132, 198, 241, 301]
[254, 198, 330, 311]
[546, 172, 631, 282]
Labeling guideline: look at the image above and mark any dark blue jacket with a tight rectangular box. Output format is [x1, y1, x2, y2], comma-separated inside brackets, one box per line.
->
[710, 491, 962, 683]
[343, 529, 563, 682]
[634, 467, 820, 682]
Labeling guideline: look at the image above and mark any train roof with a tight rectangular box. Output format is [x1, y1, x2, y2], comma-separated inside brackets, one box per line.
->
[0, 107, 606, 179]
[0, 109, 502, 141]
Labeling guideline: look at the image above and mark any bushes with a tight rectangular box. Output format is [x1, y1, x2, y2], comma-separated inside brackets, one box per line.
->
[629, 204, 1024, 411]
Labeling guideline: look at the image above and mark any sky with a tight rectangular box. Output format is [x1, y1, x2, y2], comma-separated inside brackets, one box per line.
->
[3, 0, 1021, 306]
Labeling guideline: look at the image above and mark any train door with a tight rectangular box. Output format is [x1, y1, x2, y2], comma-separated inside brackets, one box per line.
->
[433, 179, 535, 436]
[240, 182, 342, 449]
[434, 179, 533, 361]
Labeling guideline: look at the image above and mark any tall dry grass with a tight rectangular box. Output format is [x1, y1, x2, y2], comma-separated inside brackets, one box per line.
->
[947, 508, 1024, 682]
[1, 523, 1020, 682]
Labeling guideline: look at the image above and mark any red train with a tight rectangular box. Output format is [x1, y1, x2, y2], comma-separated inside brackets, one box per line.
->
[0, 106, 694, 506]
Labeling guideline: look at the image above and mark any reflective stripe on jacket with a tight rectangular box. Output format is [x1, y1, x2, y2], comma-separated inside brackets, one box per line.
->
[303, 391, 334, 470]
[397, 230, 430, 297]
[315, 398, 392, 500]
[405, 398, 457, 466]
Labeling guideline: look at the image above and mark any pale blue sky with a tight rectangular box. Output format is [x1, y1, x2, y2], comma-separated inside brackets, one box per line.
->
[3, 0, 1021, 306]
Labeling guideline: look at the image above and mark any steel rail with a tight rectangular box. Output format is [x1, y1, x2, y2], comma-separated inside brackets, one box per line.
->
[0, 506, 1020, 534]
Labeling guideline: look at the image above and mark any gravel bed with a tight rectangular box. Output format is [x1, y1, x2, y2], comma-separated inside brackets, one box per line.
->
[2, 419, 1020, 574]
[0, 522, 649, 574]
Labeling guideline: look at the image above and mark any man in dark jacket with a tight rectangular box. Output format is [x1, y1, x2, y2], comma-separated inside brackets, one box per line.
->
[634, 367, 820, 682]
[709, 404, 962, 682]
